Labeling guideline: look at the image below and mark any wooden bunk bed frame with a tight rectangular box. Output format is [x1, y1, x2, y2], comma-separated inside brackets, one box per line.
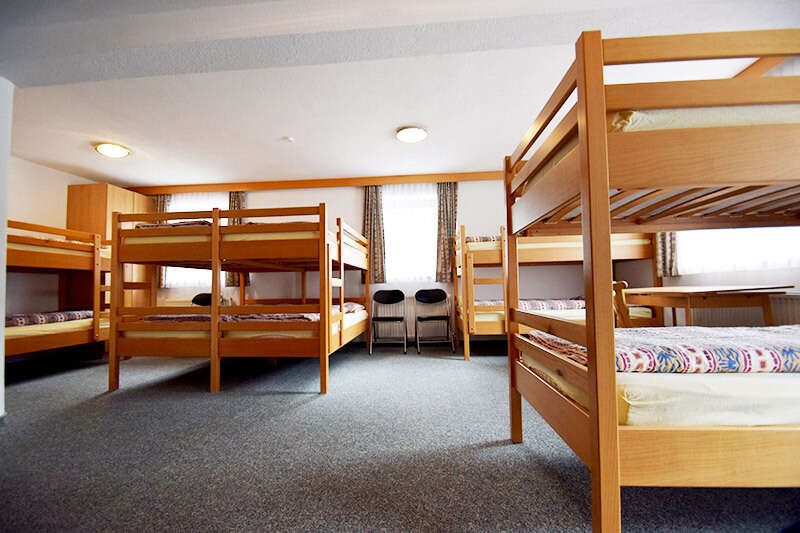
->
[108, 204, 369, 394]
[504, 29, 800, 531]
[6, 220, 110, 356]
[451, 225, 659, 360]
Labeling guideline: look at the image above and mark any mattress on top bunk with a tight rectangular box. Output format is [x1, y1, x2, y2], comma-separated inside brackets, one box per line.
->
[124, 230, 338, 245]
[608, 103, 800, 133]
[123, 306, 367, 339]
[472, 304, 652, 323]
[470, 298, 584, 323]
[8, 242, 111, 259]
[5, 317, 109, 338]
[459, 235, 650, 252]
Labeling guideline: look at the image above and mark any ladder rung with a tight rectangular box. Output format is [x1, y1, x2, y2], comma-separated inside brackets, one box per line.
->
[474, 277, 503, 285]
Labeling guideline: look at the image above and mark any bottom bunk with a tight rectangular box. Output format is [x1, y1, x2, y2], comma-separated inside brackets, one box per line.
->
[5, 310, 109, 356]
[510, 324, 800, 486]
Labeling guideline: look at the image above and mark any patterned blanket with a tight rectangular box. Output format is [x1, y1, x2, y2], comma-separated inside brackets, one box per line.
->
[527, 325, 800, 373]
[465, 235, 500, 243]
[6, 310, 93, 327]
[475, 298, 585, 311]
[135, 220, 212, 229]
[144, 303, 365, 323]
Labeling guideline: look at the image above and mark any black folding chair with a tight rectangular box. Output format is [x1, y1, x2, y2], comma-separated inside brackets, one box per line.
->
[414, 289, 456, 354]
[369, 289, 407, 354]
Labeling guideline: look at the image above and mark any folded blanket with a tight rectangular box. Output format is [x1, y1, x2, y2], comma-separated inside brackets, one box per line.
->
[527, 325, 800, 373]
[6, 310, 94, 327]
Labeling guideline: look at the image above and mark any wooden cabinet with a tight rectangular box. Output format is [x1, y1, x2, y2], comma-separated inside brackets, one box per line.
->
[67, 183, 155, 307]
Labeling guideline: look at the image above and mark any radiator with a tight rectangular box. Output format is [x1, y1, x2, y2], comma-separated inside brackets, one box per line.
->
[372, 297, 451, 339]
[668, 294, 800, 327]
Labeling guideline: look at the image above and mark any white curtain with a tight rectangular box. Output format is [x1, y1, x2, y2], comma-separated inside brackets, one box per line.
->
[676, 227, 800, 275]
[163, 192, 228, 289]
[383, 183, 438, 283]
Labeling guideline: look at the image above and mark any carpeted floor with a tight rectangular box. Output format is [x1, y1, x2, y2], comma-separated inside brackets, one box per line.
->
[1, 343, 798, 532]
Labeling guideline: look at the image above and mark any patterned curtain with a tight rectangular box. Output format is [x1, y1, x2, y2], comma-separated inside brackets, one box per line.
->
[153, 194, 171, 288]
[363, 186, 386, 283]
[656, 232, 678, 277]
[226, 191, 250, 287]
[435, 182, 458, 282]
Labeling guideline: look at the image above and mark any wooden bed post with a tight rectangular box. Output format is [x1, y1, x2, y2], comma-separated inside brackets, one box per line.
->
[451, 235, 459, 351]
[504, 156, 523, 443]
[238, 272, 247, 305]
[210, 208, 221, 393]
[318, 203, 330, 394]
[459, 225, 471, 360]
[92, 233, 102, 341]
[108, 213, 123, 391]
[364, 240, 371, 347]
[500, 226, 509, 337]
[576, 30, 621, 532]
[337, 218, 345, 346]
[301, 271, 307, 304]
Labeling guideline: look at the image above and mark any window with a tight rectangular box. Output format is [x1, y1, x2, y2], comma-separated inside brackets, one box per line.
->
[382, 183, 438, 282]
[163, 192, 228, 288]
[676, 227, 800, 275]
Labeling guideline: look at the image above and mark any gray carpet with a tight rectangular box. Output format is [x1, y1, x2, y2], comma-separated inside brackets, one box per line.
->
[1, 344, 798, 532]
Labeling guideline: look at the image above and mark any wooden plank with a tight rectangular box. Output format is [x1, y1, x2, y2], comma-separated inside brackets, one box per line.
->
[514, 334, 589, 398]
[220, 321, 317, 332]
[219, 222, 318, 234]
[605, 76, 800, 111]
[222, 304, 319, 314]
[474, 277, 504, 285]
[511, 147, 581, 234]
[118, 210, 213, 222]
[117, 322, 211, 331]
[129, 170, 502, 195]
[513, 360, 591, 463]
[210, 209, 221, 392]
[619, 426, 800, 487]
[734, 56, 791, 78]
[511, 106, 578, 195]
[703, 185, 800, 216]
[8, 220, 95, 242]
[219, 337, 318, 357]
[117, 337, 210, 357]
[512, 309, 587, 346]
[510, 62, 577, 167]
[5, 329, 95, 357]
[609, 124, 800, 190]
[603, 29, 800, 65]
[577, 30, 620, 532]
[622, 188, 702, 221]
[505, 157, 522, 438]
[222, 206, 320, 218]
[644, 186, 763, 221]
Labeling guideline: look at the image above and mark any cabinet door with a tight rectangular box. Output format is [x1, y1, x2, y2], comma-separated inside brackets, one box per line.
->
[128, 192, 156, 307]
[107, 185, 135, 237]
[67, 184, 108, 236]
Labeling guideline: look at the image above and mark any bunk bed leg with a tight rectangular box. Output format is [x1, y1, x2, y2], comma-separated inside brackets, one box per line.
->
[320, 353, 329, 394]
[460, 225, 471, 361]
[576, 30, 621, 532]
[504, 158, 523, 443]
[108, 213, 122, 392]
[210, 208, 221, 393]
[318, 204, 330, 393]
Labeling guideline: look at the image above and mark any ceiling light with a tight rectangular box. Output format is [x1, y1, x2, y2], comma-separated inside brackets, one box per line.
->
[94, 142, 131, 158]
[395, 126, 427, 143]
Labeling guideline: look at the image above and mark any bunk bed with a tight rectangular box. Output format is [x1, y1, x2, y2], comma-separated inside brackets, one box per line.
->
[6, 220, 110, 356]
[108, 204, 370, 394]
[503, 29, 800, 531]
[451, 225, 657, 359]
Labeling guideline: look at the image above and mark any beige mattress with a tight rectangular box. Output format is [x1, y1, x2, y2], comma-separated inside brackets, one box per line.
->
[122, 310, 368, 339]
[609, 103, 800, 133]
[460, 235, 649, 253]
[474, 306, 652, 323]
[520, 349, 800, 426]
[124, 230, 337, 245]
[5, 318, 110, 339]
[8, 242, 111, 259]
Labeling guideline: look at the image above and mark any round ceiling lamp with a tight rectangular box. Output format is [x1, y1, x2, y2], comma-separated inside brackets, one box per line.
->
[395, 126, 428, 143]
[94, 142, 131, 158]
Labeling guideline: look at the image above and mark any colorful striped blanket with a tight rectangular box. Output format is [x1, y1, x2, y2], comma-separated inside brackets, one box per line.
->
[527, 325, 800, 373]
[6, 310, 93, 327]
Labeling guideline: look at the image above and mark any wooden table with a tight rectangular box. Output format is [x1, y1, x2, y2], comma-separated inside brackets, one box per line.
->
[623, 285, 793, 326]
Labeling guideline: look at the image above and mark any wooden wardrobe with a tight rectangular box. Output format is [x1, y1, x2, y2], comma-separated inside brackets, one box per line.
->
[67, 183, 155, 307]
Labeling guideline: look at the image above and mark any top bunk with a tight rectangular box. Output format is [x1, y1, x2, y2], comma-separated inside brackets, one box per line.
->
[506, 29, 800, 237]
[455, 225, 652, 267]
[7, 220, 109, 272]
[114, 204, 369, 272]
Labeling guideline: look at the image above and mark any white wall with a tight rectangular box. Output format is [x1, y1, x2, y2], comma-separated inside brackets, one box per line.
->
[6, 156, 96, 314]
[0, 77, 15, 417]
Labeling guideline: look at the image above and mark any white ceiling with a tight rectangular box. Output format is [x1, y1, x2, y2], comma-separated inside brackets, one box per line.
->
[3, 0, 799, 187]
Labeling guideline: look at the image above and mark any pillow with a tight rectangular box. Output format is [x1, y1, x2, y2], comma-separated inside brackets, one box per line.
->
[191, 293, 213, 306]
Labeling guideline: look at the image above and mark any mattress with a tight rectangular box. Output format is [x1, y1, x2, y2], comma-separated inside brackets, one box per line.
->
[124, 230, 337, 245]
[8, 242, 111, 259]
[473, 306, 652, 323]
[123, 310, 368, 339]
[608, 103, 800, 133]
[5, 318, 110, 339]
[519, 349, 800, 426]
